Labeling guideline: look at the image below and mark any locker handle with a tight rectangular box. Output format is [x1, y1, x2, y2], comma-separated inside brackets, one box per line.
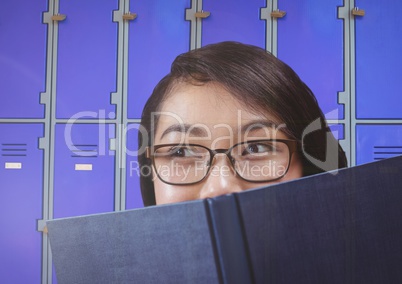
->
[271, 10, 286, 18]
[352, 7, 365, 16]
[195, 11, 210, 19]
[52, 14, 66, 21]
[123, 12, 137, 21]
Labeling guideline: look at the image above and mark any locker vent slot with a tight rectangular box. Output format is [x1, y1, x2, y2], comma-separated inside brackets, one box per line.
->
[373, 146, 402, 160]
[70, 144, 98, 158]
[1, 143, 27, 157]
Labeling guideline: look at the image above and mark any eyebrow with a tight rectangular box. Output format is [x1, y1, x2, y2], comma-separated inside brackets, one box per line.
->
[160, 123, 208, 140]
[159, 120, 285, 140]
[241, 119, 284, 133]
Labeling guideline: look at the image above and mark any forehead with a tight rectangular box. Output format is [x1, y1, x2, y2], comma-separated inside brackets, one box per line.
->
[159, 82, 277, 125]
[153, 82, 287, 143]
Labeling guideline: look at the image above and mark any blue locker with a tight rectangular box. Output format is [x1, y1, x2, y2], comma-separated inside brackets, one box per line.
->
[329, 123, 344, 140]
[125, 124, 143, 209]
[277, 0, 344, 120]
[55, 0, 118, 119]
[355, 0, 402, 119]
[356, 125, 402, 165]
[127, 0, 191, 118]
[202, 0, 266, 48]
[0, 0, 46, 118]
[0, 124, 43, 283]
[53, 123, 115, 218]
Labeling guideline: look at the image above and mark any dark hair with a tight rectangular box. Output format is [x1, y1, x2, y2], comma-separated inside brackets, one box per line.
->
[138, 41, 347, 206]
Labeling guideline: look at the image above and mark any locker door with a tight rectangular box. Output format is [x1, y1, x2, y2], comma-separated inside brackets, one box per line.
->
[356, 125, 402, 165]
[329, 124, 344, 140]
[55, 0, 118, 119]
[0, 0, 46, 118]
[0, 124, 43, 283]
[127, 0, 191, 119]
[125, 124, 143, 209]
[355, 0, 402, 119]
[201, 0, 266, 48]
[277, 0, 344, 120]
[53, 123, 115, 218]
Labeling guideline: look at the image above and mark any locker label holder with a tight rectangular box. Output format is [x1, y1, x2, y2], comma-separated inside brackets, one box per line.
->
[271, 10, 286, 18]
[5, 162, 22, 169]
[52, 14, 66, 21]
[123, 12, 137, 21]
[75, 164, 93, 171]
[195, 11, 210, 19]
[352, 7, 365, 16]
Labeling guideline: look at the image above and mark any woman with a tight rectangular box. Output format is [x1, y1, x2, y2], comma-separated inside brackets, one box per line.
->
[138, 41, 347, 206]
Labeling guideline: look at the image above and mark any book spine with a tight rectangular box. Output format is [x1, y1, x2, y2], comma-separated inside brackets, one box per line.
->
[205, 195, 254, 284]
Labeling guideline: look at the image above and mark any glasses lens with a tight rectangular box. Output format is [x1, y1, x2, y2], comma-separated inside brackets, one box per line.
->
[153, 145, 210, 184]
[231, 141, 291, 181]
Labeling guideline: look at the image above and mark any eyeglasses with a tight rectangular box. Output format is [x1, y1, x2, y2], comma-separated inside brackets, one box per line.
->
[145, 139, 298, 185]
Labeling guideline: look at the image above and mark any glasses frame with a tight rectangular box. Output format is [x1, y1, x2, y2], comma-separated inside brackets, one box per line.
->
[145, 139, 299, 185]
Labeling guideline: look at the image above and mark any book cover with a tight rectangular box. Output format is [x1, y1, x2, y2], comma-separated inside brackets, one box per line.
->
[47, 155, 402, 283]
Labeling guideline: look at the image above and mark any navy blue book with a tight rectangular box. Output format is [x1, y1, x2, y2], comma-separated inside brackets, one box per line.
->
[47, 155, 402, 284]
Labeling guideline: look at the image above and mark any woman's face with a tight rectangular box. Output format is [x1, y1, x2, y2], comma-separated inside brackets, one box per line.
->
[152, 82, 303, 205]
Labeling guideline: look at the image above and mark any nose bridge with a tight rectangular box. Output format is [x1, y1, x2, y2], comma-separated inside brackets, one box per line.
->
[212, 151, 230, 161]
[210, 149, 232, 166]
[198, 153, 241, 199]
[212, 148, 229, 155]
[209, 152, 234, 172]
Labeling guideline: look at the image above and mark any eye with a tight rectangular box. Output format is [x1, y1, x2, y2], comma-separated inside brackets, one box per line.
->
[168, 146, 192, 158]
[242, 142, 274, 156]
[164, 146, 208, 159]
